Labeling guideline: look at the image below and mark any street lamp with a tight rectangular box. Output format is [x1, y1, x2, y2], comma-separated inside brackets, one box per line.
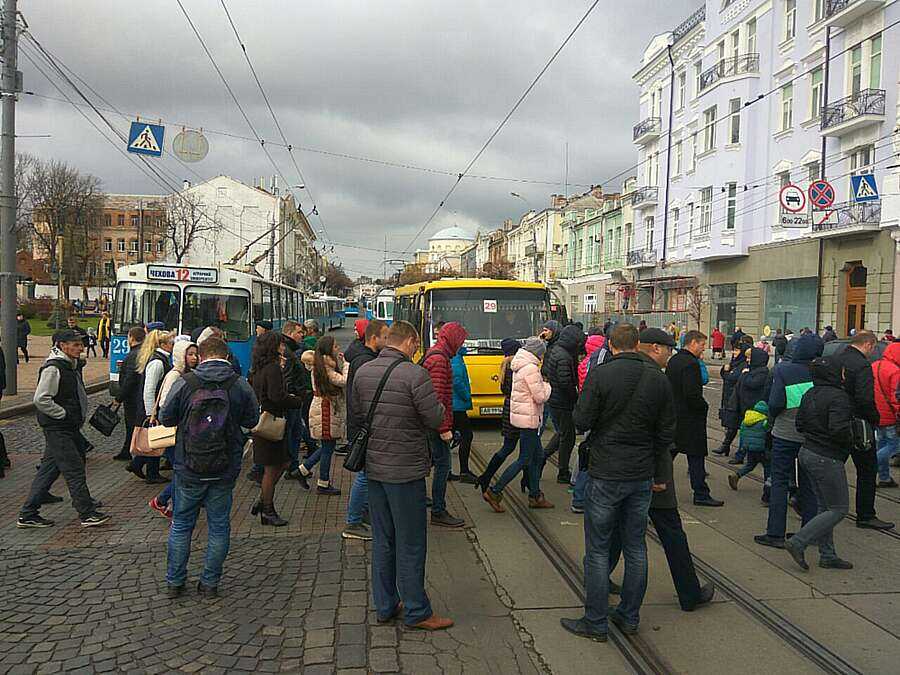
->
[510, 192, 533, 210]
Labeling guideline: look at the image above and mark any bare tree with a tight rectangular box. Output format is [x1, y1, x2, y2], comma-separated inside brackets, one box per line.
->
[324, 262, 353, 296]
[14, 153, 37, 250]
[686, 282, 707, 331]
[162, 192, 215, 263]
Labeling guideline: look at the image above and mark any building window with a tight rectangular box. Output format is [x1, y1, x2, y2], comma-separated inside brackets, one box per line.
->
[117, 238, 125, 253]
[690, 133, 698, 172]
[117, 214, 124, 227]
[703, 106, 717, 152]
[726, 182, 737, 230]
[850, 44, 863, 96]
[678, 71, 686, 109]
[103, 261, 115, 279]
[810, 67, 823, 119]
[687, 203, 695, 239]
[849, 144, 875, 178]
[784, 0, 796, 41]
[644, 217, 654, 250]
[694, 60, 702, 97]
[104, 214, 111, 228]
[781, 83, 793, 131]
[674, 141, 683, 175]
[671, 208, 680, 247]
[129, 239, 138, 253]
[217, 187, 228, 200]
[614, 227, 621, 256]
[807, 162, 821, 182]
[157, 240, 164, 253]
[144, 240, 152, 253]
[730, 29, 740, 61]
[746, 17, 756, 54]
[699, 187, 713, 236]
[870, 34, 882, 90]
[717, 40, 726, 70]
[130, 214, 138, 228]
[103, 238, 112, 252]
[625, 223, 633, 253]
[729, 98, 741, 144]
[813, 0, 825, 22]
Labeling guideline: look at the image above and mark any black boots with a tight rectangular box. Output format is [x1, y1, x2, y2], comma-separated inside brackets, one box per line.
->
[260, 503, 288, 527]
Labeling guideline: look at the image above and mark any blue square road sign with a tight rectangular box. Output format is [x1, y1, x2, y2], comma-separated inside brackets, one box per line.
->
[127, 122, 165, 157]
[850, 174, 879, 203]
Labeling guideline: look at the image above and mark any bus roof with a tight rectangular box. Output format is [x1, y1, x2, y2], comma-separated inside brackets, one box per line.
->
[395, 278, 547, 295]
[116, 262, 304, 293]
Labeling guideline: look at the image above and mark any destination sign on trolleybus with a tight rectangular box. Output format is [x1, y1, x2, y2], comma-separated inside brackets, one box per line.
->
[147, 265, 218, 284]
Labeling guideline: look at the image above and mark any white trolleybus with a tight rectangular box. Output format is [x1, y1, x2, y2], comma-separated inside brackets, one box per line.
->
[109, 263, 306, 391]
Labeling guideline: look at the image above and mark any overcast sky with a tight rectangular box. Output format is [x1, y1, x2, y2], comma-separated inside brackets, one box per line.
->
[17, 0, 699, 277]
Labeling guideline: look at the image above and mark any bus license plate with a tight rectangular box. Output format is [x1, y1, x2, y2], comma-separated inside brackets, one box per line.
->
[480, 407, 502, 416]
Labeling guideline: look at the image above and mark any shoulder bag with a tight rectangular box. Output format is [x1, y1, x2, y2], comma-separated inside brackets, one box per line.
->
[344, 358, 404, 473]
[252, 411, 287, 442]
[146, 383, 177, 451]
[89, 401, 121, 437]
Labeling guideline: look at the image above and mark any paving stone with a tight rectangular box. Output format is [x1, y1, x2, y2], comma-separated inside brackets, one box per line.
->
[368, 648, 400, 673]
[337, 624, 366, 645]
[335, 643, 367, 670]
[304, 610, 336, 630]
[339, 591, 367, 607]
[305, 628, 335, 649]
[303, 646, 334, 665]
[234, 656, 260, 670]
[337, 606, 366, 625]
[301, 665, 335, 675]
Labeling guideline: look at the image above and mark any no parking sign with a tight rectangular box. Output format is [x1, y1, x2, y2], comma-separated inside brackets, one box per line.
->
[808, 180, 835, 209]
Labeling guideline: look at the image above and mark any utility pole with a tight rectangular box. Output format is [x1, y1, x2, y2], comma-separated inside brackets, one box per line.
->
[661, 42, 675, 264]
[815, 26, 831, 333]
[1, 0, 19, 394]
[137, 198, 144, 262]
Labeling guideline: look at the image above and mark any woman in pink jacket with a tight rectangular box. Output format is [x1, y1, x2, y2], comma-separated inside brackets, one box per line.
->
[483, 337, 554, 511]
[578, 334, 606, 391]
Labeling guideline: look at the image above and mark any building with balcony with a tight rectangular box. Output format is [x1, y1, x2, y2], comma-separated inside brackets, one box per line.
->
[629, 0, 898, 336]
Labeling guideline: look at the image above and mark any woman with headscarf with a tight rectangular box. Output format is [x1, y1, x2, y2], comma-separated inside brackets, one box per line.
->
[148, 339, 198, 519]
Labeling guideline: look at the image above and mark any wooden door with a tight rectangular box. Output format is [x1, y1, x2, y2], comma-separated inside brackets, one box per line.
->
[844, 264, 867, 333]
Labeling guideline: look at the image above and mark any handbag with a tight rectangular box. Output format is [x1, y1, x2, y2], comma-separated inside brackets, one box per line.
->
[89, 402, 120, 437]
[130, 420, 164, 457]
[145, 385, 177, 451]
[344, 359, 404, 473]
[251, 411, 286, 442]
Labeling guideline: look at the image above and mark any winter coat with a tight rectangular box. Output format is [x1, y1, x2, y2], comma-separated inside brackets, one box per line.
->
[840, 344, 880, 427]
[873, 342, 900, 427]
[650, 447, 678, 510]
[143, 349, 173, 417]
[719, 352, 747, 429]
[575, 351, 675, 482]
[34, 347, 88, 431]
[711, 329, 725, 350]
[97, 315, 111, 342]
[350, 347, 444, 483]
[666, 349, 709, 457]
[158, 359, 259, 483]
[159, 340, 194, 408]
[115, 345, 146, 426]
[545, 324, 583, 411]
[281, 334, 307, 396]
[509, 348, 551, 430]
[451, 347, 473, 412]
[249, 360, 303, 456]
[796, 358, 853, 462]
[301, 350, 349, 441]
[346, 345, 378, 440]
[733, 348, 771, 420]
[540, 323, 561, 380]
[768, 333, 822, 443]
[578, 335, 605, 391]
[343, 338, 367, 367]
[421, 322, 468, 434]
[16, 318, 30, 348]
[822, 328, 838, 343]
[699, 359, 709, 385]
[499, 362, 519, 440]
[772, 334, 788, 357]
[739, 401, 769, 454]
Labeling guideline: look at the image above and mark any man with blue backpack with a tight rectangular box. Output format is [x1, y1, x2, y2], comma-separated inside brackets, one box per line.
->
[158, 336, 259, 598]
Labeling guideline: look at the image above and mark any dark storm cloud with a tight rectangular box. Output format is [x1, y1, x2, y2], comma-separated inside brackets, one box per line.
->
[16, 0, 699, 275]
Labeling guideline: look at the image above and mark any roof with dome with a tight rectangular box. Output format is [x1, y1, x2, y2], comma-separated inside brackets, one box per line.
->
[429, 226, 474, 242]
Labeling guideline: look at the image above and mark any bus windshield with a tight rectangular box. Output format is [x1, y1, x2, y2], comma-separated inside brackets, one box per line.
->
[428, 288, 550, 351]
[113, 282, 180, 334]
[182, 286, 252, 341]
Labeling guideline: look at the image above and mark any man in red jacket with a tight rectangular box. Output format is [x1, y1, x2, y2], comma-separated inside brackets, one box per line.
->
[874, 341, 900, 487]
[422, 322, 468, 528]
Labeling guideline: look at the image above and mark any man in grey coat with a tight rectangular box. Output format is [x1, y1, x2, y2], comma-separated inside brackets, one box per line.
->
[351, 320, 452, 631]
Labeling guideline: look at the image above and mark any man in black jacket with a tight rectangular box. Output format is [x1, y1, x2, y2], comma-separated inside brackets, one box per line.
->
[561, 324, 675, 641]
[542, 324, 583, 483]
[342, 319, 387, 541]
[113, 326, 146, 462]
[841, 331, 893, 530]
[281, 321, 314, 481]
[772, 329, 788, 363]
[667, 330, 723, 506]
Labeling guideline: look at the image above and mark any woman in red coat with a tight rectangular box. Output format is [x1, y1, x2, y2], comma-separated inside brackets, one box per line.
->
[711, 328, 726, 359]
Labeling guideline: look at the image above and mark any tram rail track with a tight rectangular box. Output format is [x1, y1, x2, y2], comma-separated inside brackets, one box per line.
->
[531, 452, 863, 675]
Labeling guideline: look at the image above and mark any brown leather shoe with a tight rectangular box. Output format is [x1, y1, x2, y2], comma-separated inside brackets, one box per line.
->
[482, 490, 505, 513]
[528, 494, 554, 509]
[409, 614, 454, 631]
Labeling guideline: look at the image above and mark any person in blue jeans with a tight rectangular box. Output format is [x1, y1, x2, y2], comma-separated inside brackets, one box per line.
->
[562, 325, 675, 641]
[158, 336, 259, 597]
[476, 339, 522, 496]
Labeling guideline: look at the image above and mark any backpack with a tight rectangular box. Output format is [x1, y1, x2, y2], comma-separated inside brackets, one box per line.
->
[181, 372, 238, 477]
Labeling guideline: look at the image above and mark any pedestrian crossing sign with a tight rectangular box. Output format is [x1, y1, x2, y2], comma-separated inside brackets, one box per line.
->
[127, 121, 164, 157]
[850, 174, 879, 203]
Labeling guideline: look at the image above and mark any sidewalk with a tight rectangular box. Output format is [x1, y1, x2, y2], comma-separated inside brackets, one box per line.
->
[0, 393, 542, 674]
[1, 336, 110, 413]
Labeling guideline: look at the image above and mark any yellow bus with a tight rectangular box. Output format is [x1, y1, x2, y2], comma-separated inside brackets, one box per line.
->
[394, 278, 567, 418]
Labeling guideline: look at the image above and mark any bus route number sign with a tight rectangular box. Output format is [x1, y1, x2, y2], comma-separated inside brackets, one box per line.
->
[483, 299, 498, 313]
[147, 265, 218, 284]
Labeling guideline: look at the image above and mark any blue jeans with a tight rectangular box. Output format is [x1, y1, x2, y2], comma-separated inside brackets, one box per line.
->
[166, 474, 234, 588]
[583, 477, 652, 631]
[369, 478, 432, 626]
[285, 408, 303, 472]
[346, 471, 368, 525]
[767, 436, 817, 539]
[572, 470, 589, 509]
[793, 449, 847, 562]
[429, 432, 451, 514]
[491, 433, 541, 498]
[303, 439, 336, 484]
[158, 448, 175, 506]
[876, 426, 898, 482]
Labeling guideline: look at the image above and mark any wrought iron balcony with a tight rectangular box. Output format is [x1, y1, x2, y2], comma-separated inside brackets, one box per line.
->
[672, 5, 706, 44]
[631, 186, 659, 208]
[825, 0, 885, 28]
[811, 200, 881, 237]
[633, 117, 662, 144]
[699, 54, 760, 92]
[821, 88, 885, 135]
[626, 248, 657, 269]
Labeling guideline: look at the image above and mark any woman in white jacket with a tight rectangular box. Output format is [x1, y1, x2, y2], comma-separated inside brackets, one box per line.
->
[483, 337, 553, 511]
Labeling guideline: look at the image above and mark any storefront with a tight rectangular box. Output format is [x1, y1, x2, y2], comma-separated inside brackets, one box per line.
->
[761, 277, 817, 334]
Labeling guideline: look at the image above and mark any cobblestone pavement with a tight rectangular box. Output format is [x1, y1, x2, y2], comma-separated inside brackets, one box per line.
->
[0, 393, 543, 674]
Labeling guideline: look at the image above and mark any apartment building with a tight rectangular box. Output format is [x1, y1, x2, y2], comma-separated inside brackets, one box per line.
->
[631, 0, 898, 336]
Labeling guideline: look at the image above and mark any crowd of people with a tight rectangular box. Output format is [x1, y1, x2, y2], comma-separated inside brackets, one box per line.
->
[6, 306, 898, 639]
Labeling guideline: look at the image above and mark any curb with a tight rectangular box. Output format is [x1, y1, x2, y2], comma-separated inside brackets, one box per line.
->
[0, 380, 109, 421]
